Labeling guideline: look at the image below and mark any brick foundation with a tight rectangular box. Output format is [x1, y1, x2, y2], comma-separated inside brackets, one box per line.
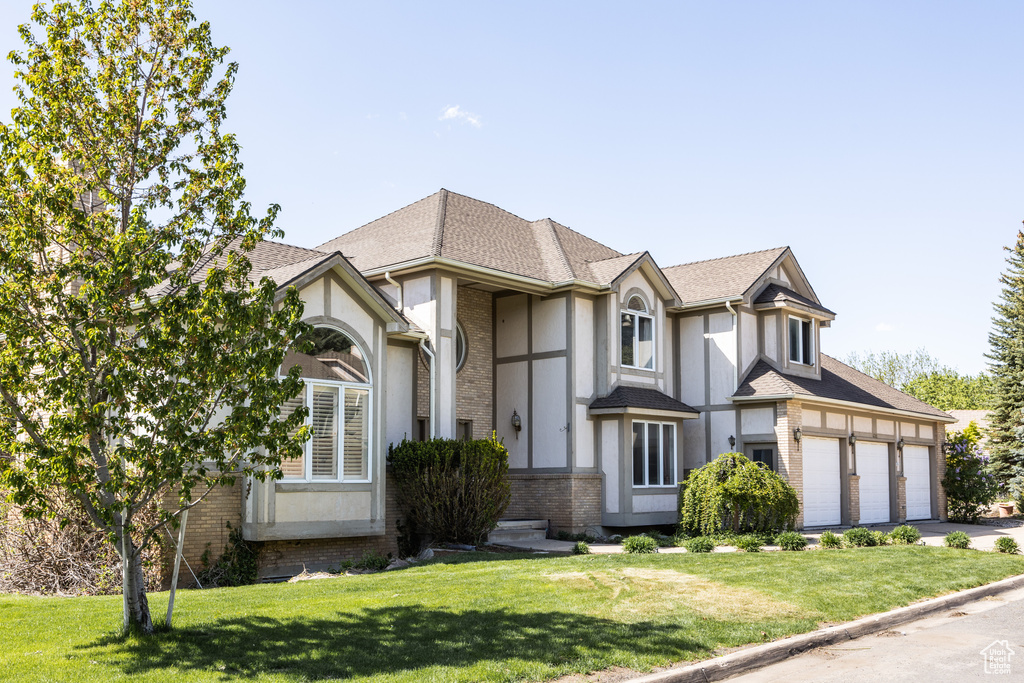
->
[506, 473, 602, 534]
[896, 476, 907, 523]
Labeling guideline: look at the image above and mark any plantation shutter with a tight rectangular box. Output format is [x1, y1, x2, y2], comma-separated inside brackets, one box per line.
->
[662, 424, 675, 486]
[279, 391, 306, 478]
[310, 385, 339, 479]
[343, 387, 368, 480]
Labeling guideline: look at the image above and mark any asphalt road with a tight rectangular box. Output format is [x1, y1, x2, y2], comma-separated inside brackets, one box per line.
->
[729, 586, 1024, 682]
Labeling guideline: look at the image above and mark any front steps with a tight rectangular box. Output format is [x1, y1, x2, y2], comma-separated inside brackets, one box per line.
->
[487, 519, 548, 544]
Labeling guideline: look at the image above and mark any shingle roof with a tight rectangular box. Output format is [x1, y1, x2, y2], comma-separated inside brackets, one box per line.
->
[734, 355, 952, 420]
[662, 247, 788, 306]
[590, 385, 699, 414]
[754, 283, 835, 316]
[316, 189, 625, 284]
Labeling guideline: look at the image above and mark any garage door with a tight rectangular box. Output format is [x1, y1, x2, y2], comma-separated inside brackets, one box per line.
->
[858, 442, 891, 524]
[904, 445, 932, 520]
[803, 437, 841, 526]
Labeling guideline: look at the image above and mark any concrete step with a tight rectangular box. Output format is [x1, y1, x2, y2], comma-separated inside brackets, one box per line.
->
[488, 519, 548, 544]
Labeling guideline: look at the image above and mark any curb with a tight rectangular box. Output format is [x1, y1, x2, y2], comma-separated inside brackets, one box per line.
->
[630, 572, 1024, 683]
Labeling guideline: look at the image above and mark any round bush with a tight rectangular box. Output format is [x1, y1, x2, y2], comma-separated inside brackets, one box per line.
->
[572, 541, 591, 555]
[684, 536, 715, 553]
[775, 531, 808, 551]
[888, 525, 922, 545]
[872, 530, 890, 546]
[734, 535, 762, 552]
[944, 531, 972, 549]
[679, 453, 799, 536]
[994, 537, 1020, 554]
[818, 530, 842, 549]
[942, 423, 999, 523]
[842, 527, 877, 548]
[622, 535, 659, 554]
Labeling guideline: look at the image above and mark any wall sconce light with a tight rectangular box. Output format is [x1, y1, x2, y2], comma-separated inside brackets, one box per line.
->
[511, 410, 522, 439]
[793, 427, 802, 446]
[728, 435, 736, 449]
[896, 437, 905, 453]
[848, 433, 857, 446]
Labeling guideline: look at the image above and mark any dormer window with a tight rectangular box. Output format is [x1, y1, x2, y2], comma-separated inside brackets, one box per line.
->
[621, 295, 654, 370]
[788, 316, 813, 365]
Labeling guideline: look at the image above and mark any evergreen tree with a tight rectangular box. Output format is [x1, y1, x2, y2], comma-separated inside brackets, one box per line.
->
[987, 230, 1024, 480]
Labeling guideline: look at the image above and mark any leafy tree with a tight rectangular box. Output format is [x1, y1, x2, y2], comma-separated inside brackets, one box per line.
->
[987, 231, 1024, 480]
[0, 0, 308, 633]
[845, 349, 993, 410]
[942, 422, 999, 523]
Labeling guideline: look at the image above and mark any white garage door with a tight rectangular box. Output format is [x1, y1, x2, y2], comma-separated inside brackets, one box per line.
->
[904, 445, 932, 520]
[858, 442, 891, 524]
[803, 437, 841, 526]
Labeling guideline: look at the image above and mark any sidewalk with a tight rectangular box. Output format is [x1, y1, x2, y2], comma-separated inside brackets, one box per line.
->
[496, 520, 1024, 554]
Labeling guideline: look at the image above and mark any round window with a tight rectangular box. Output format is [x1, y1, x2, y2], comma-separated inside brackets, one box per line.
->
[455, 322, 467, 371]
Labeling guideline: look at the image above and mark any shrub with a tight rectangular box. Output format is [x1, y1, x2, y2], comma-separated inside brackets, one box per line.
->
[888, 525, 922, 545]
[818, 530, 842, 549]
[556, 530, 598, 544]
[197, 522, 260, 588]
[622, 535, 659, 554]
[775, 531, 808, 551]
[572, 541, 591, 555]
[943, 422, 1000, 523]
[734, 535, 762, 552]
[353, 550, 391, 571]
[944, 531, 972, 549]
[872, 530, 891, 546]
[994, 537, 1020, 554]
[684, 536, 715, 553]
[842, 527, 877, 548]
[645, 531, 676, 548]
[388, 435, 511, 546]
[679, 453, 799, 536]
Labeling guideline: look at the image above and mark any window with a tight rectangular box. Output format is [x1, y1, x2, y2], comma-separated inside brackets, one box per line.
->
[279, 326, 372, 482]
[751, 447, 775, 471]
[788, 316, 813, 365]
[631, 421, 676, 487]
[455, 321, 467, 372]
[457, 419, 473, 441]
[621, 296, 654, 370]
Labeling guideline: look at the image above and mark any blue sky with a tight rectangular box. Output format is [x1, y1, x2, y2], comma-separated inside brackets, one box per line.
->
[1, 1, 1021, 375]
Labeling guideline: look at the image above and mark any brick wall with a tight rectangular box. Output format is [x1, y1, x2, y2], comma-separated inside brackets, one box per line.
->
[774, 400, 804, 528]
[161, 479, 243, 588]
[896, 476, 907, 523]
[848, 474, 861, 526]
[456, 287, 494, 439]
[934, 425, 948, 521]
[506, 473, 602, 534]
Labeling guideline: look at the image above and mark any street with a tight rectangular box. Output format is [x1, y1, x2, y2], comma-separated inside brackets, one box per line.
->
[729, 586, 1024, 682]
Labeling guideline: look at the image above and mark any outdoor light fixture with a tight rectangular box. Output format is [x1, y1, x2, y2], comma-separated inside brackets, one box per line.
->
[793, 427, 802, 443]
[896, 437, 905, 452]
[511, 410, 522, 439]
[848, 433, 857, 446]
[728, 435, 736, 449]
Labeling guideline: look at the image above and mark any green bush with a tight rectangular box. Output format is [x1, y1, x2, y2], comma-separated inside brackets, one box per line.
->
[644, 531, 676, 548]
[684, 536, 715, 553]
[943, 422, 1000, 523]
[888, 525, 922, 545]
[775, 531, 808, 551]
[944, 531, 972, 549]
[818, 530, 842, 549]
[196, 522, 259, 588]
[872, 530, 891, 546]
[572, 541, 591, 555]
[388, 436, 511, 546]
[353, 550, 391, 571]
[994, 537, 1020, 554]
[622, 535, 659, 554]
[842, 527, 877, 548]
[556, 530, 598, 544]
[679, 453, 799, 536]
[734, 535, 762, 552]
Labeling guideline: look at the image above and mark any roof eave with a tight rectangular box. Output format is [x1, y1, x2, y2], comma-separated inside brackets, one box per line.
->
[361, 256, 613, 294]
[667, 295, 745, 313]
[729, 393, 956, 423]
[752, 300, 836, 321]
[588, 406, 700, 419]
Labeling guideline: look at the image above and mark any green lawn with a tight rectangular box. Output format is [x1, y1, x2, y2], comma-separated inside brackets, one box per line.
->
[2, 546, 1022, 682]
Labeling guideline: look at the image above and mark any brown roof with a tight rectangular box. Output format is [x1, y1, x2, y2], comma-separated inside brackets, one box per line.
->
[316, 189, 625, 284]
[663, 247, 788, 306]
[754, 283, 835, 316]
[734, 355, 952, 420]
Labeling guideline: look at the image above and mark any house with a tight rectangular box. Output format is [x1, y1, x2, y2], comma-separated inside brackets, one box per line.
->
[181, 190, 954, 579]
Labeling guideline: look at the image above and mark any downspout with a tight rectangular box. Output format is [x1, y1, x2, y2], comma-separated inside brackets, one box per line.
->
[724, 300, 738, 392]
[383, 271, 403, 311]
[419, 338, 436, 439]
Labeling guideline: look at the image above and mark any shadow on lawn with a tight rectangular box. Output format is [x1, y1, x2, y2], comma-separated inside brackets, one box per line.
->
[84, 605, 702, 679]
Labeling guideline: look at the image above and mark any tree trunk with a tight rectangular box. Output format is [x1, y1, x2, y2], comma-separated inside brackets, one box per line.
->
[119, 528, 153, 634]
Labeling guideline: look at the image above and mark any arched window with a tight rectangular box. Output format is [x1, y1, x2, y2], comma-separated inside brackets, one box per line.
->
[455, 321, 468, 372]
[621, 295, 654, 370]
[279, 326, 371, 482]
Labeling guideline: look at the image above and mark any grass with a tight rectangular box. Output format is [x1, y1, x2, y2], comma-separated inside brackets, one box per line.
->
[2, 546, 1022, 682]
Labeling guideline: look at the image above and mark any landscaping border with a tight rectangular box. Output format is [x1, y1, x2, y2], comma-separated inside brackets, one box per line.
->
[631, 572, 1024, 683]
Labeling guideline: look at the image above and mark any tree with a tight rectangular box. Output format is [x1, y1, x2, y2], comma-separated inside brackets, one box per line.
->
[987, 231, 1024, 480]
[0, 0, 308, 634]
[942, 422, 999, 523]
[845, 349, 994, 411]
